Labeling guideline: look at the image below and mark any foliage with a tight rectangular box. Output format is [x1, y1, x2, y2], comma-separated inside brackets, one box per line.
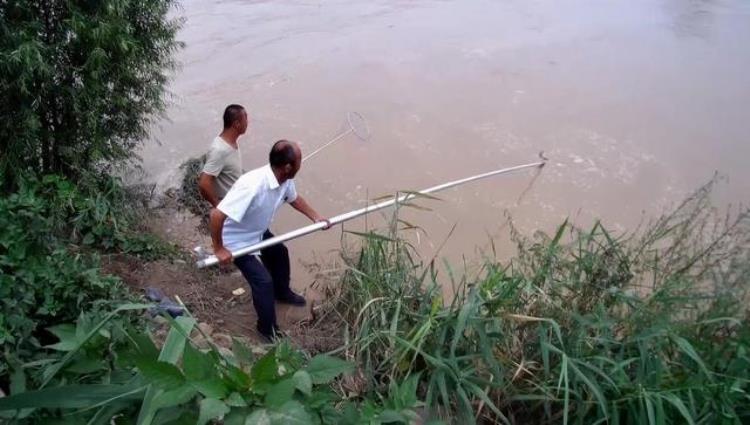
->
[0, 0, 182, 184]
[0, 174, 172, 380]
[177, 155, 210, 230]
[0, 307, 430, 424]
[0, 0, 180, 380]
[2, 172, 748, 424]
[177, 155, 207, 217]
[318, 182, 750, 424]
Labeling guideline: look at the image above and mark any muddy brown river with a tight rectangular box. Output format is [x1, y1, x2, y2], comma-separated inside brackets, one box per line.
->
[141, 0, 750, 290]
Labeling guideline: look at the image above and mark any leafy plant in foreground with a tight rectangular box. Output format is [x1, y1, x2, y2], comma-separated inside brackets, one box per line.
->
[0, 305, 429, 424]
[0, 174, 174, 382]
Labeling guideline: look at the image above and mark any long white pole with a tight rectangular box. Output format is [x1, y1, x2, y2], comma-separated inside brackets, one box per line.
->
[196, 157, 546, 268]
[302, 129, 351, 162]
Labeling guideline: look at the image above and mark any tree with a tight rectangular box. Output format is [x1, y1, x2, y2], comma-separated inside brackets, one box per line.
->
[0, 0, 182, 185]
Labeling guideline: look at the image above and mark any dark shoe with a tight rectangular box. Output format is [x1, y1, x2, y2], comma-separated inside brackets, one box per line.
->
[257, 325, 286, 343]
[276, 291, 306, 306]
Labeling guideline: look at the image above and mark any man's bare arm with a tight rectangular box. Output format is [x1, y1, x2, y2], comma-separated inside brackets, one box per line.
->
[199, 173, 220, 207]
[290, 196, 330, 229]
[209, 208, 233, 265]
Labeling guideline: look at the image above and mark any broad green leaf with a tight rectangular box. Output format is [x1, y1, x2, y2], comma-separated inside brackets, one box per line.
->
[152, 385, 197, 409]
[251, 348, 279, 387]
[396, 373, 421, 408]
[232, 338, 254, 368]
[223, 408, 253, 425]
[225, 392, 248, 407]
[197, 398, 230, 425]
[265, 378, 296, 409]
[183, 343, 214, 381]
[190, 378, 229, 399]
[45, 325, 80, 352]
[292, 371, 312, 396]
[137, 315, 196, 425]
[75, 313, 95, 341]
[225, 363, 252, 390]
[129, 331, 160, 360]
[246, 409, 272, 425]
[136, 359, 186, 388]
[159, 316, 197, 363]
[305, 355, 353, 385]
[304, 388, 337, 410]
[45, 340, 78, 352]
[339, 402, 360, 423]
[269, 400, 313, 425]
[46, 323, 77, 345]
[42, 303, 153, 388]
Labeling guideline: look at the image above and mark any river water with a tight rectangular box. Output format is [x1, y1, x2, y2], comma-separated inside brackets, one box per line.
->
[141, 0, 750, 286]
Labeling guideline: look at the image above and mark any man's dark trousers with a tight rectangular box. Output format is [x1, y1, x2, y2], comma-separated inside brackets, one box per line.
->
[233, 230, 292, 335]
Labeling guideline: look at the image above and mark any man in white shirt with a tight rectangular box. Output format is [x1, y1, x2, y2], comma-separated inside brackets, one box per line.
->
[199, 104, 248, 207]
[209, 140, 330, 341]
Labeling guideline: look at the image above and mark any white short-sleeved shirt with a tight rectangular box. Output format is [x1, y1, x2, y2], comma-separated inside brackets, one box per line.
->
[202, 136, 243, 199]
[217, 165, 297, 253]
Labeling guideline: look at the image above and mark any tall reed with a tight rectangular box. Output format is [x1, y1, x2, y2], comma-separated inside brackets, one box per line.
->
[317, 181, 750, 424]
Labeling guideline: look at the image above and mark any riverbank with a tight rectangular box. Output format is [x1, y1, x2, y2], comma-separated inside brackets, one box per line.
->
[3, 174, 748, 423]
[100, 190, 340, 352]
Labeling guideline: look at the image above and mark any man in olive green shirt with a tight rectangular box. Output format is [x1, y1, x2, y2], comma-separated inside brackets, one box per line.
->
[198, 104, 249, 207]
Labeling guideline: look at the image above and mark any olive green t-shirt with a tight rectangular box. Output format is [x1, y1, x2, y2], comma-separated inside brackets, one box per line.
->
[202, 136, 243, 199]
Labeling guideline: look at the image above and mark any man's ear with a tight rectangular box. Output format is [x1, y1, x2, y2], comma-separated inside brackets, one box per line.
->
[284, 163, 292, 175]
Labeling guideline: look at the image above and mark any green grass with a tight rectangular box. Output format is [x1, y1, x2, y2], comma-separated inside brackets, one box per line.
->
[2, 180, 747, 424]
[317, 181, 750, 424]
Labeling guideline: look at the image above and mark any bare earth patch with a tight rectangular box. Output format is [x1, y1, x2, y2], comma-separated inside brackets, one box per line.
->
[101, 200, 341, 352]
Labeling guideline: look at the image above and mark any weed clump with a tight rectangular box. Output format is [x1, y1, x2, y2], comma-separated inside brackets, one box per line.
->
[177, 155, 210, 230]
[316, 181, 750, 424]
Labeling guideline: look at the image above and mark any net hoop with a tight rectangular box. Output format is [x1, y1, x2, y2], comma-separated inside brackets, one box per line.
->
[346, 111, 371, 141]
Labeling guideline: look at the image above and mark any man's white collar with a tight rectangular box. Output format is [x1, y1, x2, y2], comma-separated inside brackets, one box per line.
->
[265, 164, 280, 190]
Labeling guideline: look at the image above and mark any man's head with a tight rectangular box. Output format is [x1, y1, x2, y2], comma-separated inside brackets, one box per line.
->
[223, 104, 248, 135]
[269, 140, 302, 182]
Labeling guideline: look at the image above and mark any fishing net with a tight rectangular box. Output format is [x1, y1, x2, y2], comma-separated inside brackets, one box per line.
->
[304, 112, 371, 162]
[346, 111, 371, 142]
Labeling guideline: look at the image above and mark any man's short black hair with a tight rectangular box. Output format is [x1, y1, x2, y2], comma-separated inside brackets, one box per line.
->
[269, 140, 297, 168]
[223, 104, 245, 128]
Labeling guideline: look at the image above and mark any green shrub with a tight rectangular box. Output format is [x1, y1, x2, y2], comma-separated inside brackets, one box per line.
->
[320, 183, 750, 424]
[0, 174, 172, 379]
[0, 0, 181, 183]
